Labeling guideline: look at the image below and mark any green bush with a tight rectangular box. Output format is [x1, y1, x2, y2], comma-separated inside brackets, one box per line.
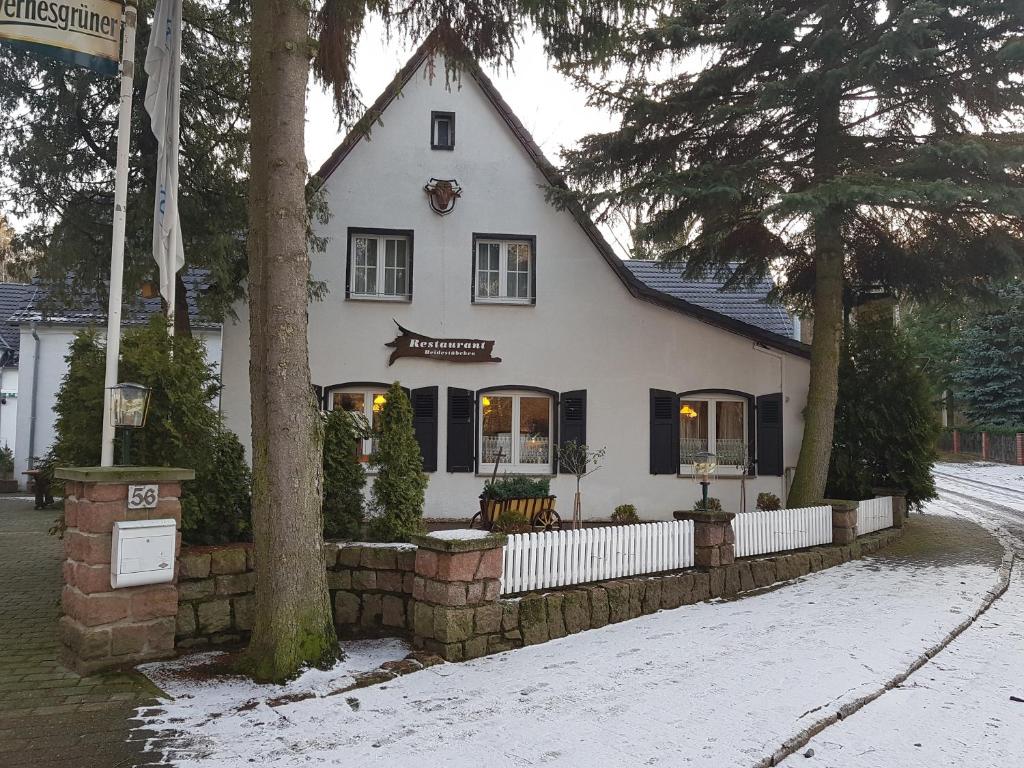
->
[481, 476, 551, 500]
[693, 496, 723, 513]
[756, 492, 781, 511]
[0, 444, 13, 477]
[322, 409, 367, 539]
[826, 315, 939, 510]
[610, 504, 640, 524]
[368, 383, 427, 542]
[48, 320, 251, 544]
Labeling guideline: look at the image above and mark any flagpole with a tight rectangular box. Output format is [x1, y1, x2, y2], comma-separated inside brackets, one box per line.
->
[100, 0, 138, 467]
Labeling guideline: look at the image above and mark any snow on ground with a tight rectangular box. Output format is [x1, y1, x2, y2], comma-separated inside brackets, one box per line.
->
[140, 516, 1003, 768]
[779, 464, 1024, 768]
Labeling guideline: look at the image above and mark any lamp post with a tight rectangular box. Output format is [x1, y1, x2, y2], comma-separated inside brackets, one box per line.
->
[693, 451, 718, 509]
[108, 382, 152, 465]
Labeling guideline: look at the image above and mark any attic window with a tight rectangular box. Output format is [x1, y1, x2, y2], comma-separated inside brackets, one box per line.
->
[431, 111, 455, 150]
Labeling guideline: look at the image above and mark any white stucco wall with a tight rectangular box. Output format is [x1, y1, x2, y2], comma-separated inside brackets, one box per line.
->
[220, 55, 811, 520]
[14, 324, 223, 484]
[0, 367, 17, 456]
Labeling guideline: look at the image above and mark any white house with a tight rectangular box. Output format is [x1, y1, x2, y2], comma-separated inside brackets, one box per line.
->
[219, 30, 812, 521]
[7, 275, 222, 485]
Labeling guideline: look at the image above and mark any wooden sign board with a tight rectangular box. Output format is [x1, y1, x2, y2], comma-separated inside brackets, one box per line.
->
[386, 322, 500, 365]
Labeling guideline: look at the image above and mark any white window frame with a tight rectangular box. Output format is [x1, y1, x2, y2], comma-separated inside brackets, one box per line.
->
[679, 394, 749, 476]
[348, 231, 412, 301]
[473, 237, 534, 305]
[328, 386, 389, 466]
[478, 390, 554, 474]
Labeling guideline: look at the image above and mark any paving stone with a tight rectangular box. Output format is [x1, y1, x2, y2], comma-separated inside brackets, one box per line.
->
[0, 497, 162, 767]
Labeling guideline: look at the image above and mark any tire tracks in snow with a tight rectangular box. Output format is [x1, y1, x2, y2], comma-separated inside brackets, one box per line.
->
[752, 489, 1017, 768]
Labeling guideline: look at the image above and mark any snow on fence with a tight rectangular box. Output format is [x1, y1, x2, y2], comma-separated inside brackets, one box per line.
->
[501, 521, 694, 596]
[732, 506, 833, 558]
[857, 496, 894, 535]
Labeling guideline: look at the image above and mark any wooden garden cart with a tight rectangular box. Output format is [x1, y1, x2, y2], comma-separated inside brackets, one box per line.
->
[470, 495, 561, 532]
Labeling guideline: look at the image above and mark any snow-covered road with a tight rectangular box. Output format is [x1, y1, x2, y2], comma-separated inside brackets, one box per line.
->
[778, 464, 1024, 767]
[139, 466, 1016, 768]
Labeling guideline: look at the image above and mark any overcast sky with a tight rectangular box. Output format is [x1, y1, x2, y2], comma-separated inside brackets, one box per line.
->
[305, 20, 616, 179]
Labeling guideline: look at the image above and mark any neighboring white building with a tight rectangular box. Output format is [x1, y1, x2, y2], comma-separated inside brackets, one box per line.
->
[220, 30, 812, 520]
[6, 275, 222, 485]
[0, 283, 35, 462]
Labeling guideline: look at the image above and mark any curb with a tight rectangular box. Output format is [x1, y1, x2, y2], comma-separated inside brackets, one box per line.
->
[754, 548, 1016, 767]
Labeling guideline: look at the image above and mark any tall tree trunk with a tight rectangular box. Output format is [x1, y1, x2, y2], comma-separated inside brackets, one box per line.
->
[788, 212, 844, 506]
[242, 0, 337, 682]
[788, 23, 845, 507]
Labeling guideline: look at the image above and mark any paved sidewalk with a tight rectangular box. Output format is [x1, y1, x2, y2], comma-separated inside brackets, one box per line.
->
[0, 497, 162, 767]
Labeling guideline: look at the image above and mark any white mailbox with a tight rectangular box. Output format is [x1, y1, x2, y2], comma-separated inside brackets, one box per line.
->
[111, 519, 177, 589]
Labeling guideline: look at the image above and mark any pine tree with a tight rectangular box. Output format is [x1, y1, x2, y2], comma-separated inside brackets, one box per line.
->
[954, 285, 1024, 427]
[827, 310, 939, 509]
[0, 0, 250, 332]
[369, 383, 427, 542]
[322, 409, 367, 539]
[541, 1, 1024, 505]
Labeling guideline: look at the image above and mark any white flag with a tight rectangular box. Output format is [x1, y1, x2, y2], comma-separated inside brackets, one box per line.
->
[144, 0, 184, 309]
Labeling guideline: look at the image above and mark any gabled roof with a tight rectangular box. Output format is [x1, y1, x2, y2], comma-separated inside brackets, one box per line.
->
[313, 28, 811, 359]
[623, 261, 795, 338]
[0, 282, 36, 366]
[8, 269, 220, 332]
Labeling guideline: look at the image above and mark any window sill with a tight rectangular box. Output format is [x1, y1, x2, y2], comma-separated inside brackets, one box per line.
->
[347, 294, 412, 302]
[473, 298, 534, 306]
[475, 470, 555, 478]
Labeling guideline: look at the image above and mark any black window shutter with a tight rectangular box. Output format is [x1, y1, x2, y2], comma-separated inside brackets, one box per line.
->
[311, 384, 324, 410]
[558, 390, 587, 473]
[446, 387, 475, 473]
[650, 389, 680, 475]
[411, 386, 438, 472]
[756, 393, 784, 476]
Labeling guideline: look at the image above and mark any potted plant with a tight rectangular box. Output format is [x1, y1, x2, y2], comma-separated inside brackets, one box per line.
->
[473, 475, 560, 531]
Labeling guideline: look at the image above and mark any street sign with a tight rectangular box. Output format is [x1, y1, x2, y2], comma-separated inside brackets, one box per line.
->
[0, 0, 123, 76]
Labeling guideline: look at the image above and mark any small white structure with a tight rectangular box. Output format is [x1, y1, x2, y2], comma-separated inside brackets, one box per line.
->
[219, 29, 812, 520]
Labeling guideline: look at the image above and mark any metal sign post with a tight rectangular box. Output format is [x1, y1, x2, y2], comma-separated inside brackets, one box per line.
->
[100, 1, 137, 466]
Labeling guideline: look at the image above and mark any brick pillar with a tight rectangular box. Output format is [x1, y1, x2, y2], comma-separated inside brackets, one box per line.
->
[409, 531, 506, 662]
[982, 431, 990, 460]
[56, 466, 194, 675]
[1017, 433, 1024, 466]
[871, 487, 907, 528]
[952, 429, 961, 454]
[673, 510, 736, 566]
[828, 500, 858, 543]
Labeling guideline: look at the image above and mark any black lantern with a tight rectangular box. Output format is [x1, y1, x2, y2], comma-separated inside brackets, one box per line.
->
[108, 382, 152, 465]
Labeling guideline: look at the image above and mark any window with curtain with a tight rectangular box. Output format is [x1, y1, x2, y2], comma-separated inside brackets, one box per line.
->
[479, 391, 552, 473]
[679, 395, 748, 473]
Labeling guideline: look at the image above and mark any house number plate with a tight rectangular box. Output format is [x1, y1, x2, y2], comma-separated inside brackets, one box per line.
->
[128, 484, 159, 510]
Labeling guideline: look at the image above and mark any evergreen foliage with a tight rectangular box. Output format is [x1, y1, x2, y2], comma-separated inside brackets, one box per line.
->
[368, 383, 427, 542]
[755, 492, 781, 512]
[539, 0, 1024, 504]
[322, 409, 367, 539]
[0, 0, 250, 325]
[952, 285, 1024, 428]
[48, 319, 251, 543]
[826, 317, 939, 509]
[693, 497, 722, 513]
[481, 476, 551, 500]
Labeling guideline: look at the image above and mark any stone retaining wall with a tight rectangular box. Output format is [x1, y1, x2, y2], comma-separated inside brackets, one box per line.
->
[175, 542, 416, 648]
[425, 528, 903, 662]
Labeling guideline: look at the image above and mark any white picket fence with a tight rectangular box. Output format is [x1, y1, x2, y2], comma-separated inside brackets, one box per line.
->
[857, 496, 894, 535]
[732, 506, 833, 558]
[500, 521, 694, 596]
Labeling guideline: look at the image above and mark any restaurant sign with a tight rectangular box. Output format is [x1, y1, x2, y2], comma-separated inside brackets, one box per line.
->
[0, 0, 123, 76]
[386, 322, 500, 365]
